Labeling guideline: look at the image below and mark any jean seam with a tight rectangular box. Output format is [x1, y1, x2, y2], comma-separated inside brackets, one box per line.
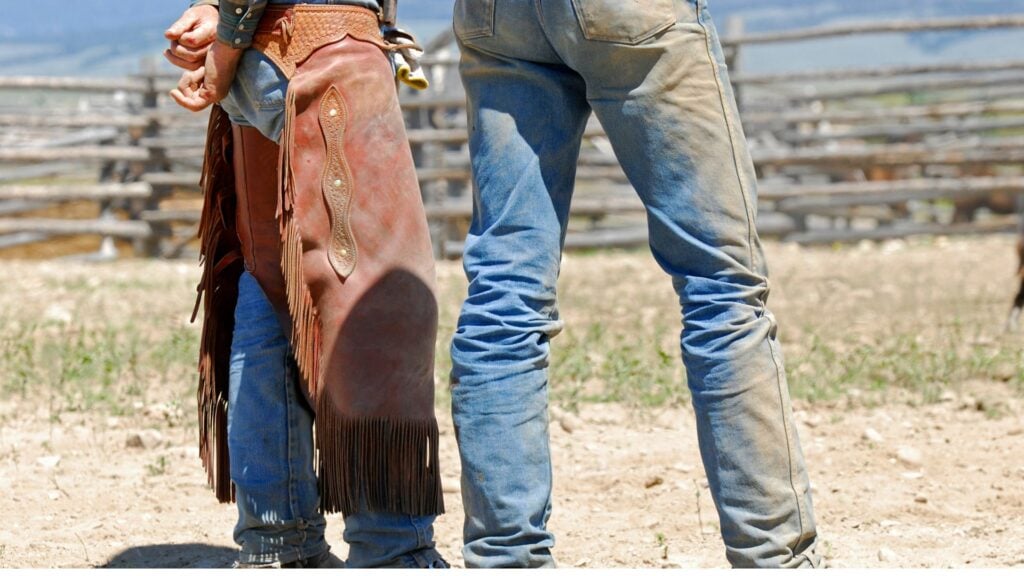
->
[697, 4, 810, 558]
[695, 6, 758, 274]
[766, 335, 810, 558]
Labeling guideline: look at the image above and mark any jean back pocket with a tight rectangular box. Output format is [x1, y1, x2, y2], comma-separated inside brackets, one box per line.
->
[571, 0, 677, 44]
[454, 0, 496, 41]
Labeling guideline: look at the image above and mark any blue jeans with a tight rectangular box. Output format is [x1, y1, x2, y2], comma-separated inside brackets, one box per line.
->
[222, 42, 438, 566]
[450, 0, 819, 568]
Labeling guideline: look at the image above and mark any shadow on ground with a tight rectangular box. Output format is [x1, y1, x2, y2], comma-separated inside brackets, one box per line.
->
[100, 543, 236, 568]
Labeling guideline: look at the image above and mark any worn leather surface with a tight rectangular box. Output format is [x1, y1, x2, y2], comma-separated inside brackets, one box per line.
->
[232, 125, 291, 335]
[284, 33, 439, 421]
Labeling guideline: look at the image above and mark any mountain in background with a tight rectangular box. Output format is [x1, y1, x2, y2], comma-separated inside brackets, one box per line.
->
[1, 0, 1023, 76]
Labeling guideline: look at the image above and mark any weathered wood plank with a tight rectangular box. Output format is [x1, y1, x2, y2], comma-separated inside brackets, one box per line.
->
[742, 100, 1024, 128]
[775, 117, 1024, 145]
[142, 172, 202, 188]
[0, 162, 84, 183]
[0, 200, 50, 216]
[761, 176, 1024, 201]
[0, 146, 149, 163]
[769, 73, 1024, 104]
[785, 216, 1020, 244]
[0, 76, 148, 92]
[732, 60, 1024, 85]
[0, 113, 150, 129]
[722, 15, 1024, 46]
[0, 232, 50, 250]
[0, 183, 153, 202]
[0, 218, 151, 238]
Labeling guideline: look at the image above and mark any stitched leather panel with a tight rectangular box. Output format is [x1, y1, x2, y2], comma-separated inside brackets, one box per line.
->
[253, 5, 386, 79]
[319, 86, 357, 279]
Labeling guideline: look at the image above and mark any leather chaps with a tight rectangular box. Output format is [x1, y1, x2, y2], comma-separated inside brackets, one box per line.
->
[194, 5, 443, 518]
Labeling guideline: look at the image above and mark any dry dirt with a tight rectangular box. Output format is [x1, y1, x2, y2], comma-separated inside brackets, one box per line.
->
[1, 236, 1023, 568]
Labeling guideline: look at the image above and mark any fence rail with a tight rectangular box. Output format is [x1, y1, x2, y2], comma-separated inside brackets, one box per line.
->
[2, 14, 1024, 259]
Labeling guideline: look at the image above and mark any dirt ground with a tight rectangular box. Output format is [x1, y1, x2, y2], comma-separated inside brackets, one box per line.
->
[1, 236, 1023, 568]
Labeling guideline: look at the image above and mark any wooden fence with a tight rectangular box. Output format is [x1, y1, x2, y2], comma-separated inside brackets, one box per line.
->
[2, 14, 1024, 259]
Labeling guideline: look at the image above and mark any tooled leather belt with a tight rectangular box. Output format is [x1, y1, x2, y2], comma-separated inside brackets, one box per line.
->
[252, 5, 387, 79]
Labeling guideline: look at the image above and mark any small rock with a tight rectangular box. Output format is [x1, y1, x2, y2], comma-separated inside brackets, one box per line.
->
[901, 472, 924, 480]
[557, 412, 582, 434]
[939, 391, 957, 403]
[1007, 428, 1023, 437]
[896, 446, 923, 467]
[441, 478, 460, 494]
[880, 520, 901, 528]
[125, 429, 163, 450]
[914, 493, 928, 504]
[36, 455, 61, 469]
[672, 463, 695, 474]
[573, 559, 590, 567]
[645, 476, 665, 489]
[862, 428, 884, 443]
[47, 490, 62, 501]
[642, 518, 659, 529]
[878, 547, 898, 563]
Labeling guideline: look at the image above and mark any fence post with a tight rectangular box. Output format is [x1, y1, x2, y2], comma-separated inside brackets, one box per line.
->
[136, 59, 170, 257]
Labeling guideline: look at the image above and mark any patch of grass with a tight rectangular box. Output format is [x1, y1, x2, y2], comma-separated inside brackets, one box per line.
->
[786, 324, 1024, 405]
[0, 320, 198, 420]
[1, 323, 36, 400]
[550, 320, 688, 410]
[146, 455, 168, 476]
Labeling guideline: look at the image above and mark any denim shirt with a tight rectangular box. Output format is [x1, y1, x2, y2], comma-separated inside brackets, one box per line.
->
[190, 0, 381, 48]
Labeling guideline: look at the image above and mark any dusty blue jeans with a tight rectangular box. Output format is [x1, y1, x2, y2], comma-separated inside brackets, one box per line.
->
[449, 0, 820, 568]
[221, 42, 438, 566]
[228, 272, 437, 567]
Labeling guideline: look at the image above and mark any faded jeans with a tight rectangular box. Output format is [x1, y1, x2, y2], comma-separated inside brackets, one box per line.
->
[449, 0, 820, 568]
[221, 41, 437, 566]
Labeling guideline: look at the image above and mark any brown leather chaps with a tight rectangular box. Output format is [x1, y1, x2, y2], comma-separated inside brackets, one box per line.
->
[194, 5, 443, 517]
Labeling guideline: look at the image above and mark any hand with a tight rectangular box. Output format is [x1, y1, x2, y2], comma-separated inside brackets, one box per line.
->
[164, 5, 218, 71]
[169, 42, 243, 112]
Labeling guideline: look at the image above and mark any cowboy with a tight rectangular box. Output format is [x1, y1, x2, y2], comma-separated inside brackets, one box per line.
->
[448, 0, 821, 568]
[165, 0, 447, 567]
